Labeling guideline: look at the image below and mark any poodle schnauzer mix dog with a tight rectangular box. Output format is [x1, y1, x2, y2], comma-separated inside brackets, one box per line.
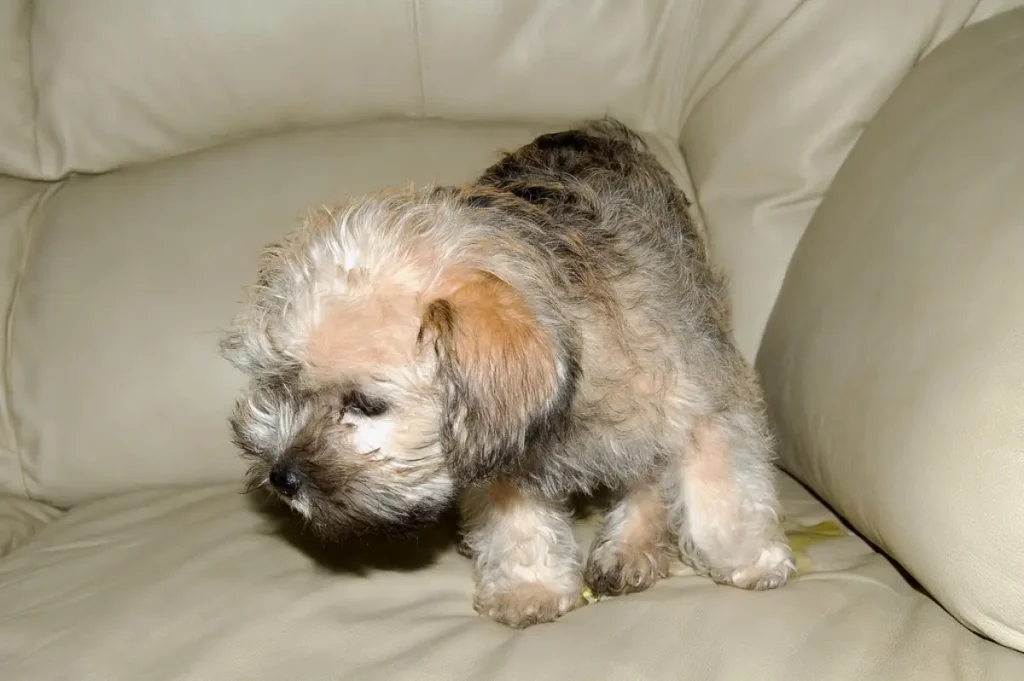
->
[220, 119, 795, 628]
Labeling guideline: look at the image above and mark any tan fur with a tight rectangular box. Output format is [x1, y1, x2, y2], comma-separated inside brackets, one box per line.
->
[435, 269, 558, 423]
[306, 292, 421, 375]
[688, 420, 741, 520]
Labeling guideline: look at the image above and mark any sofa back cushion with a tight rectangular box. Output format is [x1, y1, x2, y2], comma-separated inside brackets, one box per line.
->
[8, 0, 695, 179]
[2, 1, 1023, 505]
[0, 1, 35, 174]
[0, 1, 1014, 182]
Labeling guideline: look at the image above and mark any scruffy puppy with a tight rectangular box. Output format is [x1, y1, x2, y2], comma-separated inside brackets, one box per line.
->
[220, 119, 795, 629]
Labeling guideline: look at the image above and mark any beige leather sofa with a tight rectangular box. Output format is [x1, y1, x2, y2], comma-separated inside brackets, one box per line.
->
[2, 3, 1024, 679]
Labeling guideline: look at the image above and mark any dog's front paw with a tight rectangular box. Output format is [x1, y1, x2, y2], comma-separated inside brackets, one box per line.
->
[474, 581, 585, 629]
[680, 532, 796, 591]
[725, 540, 796, 590]
[584, 537, 671, 597]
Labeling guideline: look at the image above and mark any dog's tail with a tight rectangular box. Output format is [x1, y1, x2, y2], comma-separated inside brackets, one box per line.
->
[576, 117, 715, 271]
[574, 116, 650, 154]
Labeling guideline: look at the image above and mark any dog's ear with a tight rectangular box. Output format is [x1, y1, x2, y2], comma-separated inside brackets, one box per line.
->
[419, 270, 573, 483]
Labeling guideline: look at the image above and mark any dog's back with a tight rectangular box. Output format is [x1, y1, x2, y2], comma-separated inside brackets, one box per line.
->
[475, 118, 728, 340]
[477, 119, 708, 260]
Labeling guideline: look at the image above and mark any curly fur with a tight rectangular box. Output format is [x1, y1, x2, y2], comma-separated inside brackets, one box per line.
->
[220, 118, 794, 628]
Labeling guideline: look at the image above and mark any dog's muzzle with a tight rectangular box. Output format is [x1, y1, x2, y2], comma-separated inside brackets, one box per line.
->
[269, 462, 302, 498]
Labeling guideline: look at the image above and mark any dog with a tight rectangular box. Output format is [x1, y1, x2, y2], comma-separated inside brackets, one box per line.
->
[219, 119, 795, 628]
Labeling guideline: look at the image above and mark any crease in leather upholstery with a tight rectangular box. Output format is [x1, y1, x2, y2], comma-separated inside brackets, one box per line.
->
[2, 180, 64, 500]
[409, 0, 428, 115]
[26, 0, 42, 179]
[681, 0, 806, 128]
[0, 493, 61, 556]
[629, 0, 700, 135]
[0, 1, 38, 177]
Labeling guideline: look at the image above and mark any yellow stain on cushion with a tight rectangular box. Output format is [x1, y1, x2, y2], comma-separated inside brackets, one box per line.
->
[784, 520, 847, 574]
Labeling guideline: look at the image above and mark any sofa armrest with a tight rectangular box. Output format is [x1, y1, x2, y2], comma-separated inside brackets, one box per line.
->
[757, 7, 1024, 652]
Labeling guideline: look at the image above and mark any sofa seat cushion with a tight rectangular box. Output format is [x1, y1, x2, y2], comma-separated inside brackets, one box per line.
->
[0, 473, 1019, 681]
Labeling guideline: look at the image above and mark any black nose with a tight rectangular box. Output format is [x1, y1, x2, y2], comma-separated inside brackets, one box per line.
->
[269, 464, 302, 498]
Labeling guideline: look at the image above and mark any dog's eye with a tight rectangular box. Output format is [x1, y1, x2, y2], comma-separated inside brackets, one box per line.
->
[345, 392, 389, 418]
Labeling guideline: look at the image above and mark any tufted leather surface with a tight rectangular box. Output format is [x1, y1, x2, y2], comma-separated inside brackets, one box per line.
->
[3, 1, 1024, 677]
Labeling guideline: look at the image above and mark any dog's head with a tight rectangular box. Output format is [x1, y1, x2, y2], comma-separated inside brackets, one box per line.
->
[220, 188, 578, 539]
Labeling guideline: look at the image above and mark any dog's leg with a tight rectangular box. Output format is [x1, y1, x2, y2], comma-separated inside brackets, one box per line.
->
[584, 482, 676, 597]
[460, 482, 584, 629]
[663, 411, 795, 590]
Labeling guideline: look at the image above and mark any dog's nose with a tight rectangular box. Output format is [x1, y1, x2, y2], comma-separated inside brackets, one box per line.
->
[269, 463, 301, 498]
